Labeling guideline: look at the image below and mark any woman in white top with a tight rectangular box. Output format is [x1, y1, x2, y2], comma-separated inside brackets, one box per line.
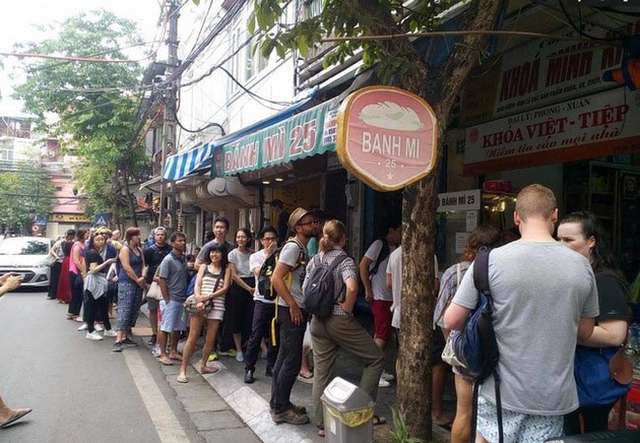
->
[178, 243, 231, 383]
[227, 228, 255, 362]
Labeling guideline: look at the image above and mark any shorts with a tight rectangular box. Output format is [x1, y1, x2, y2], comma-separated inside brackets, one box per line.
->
[160, 300, 188, 333]
[476, 396, 564, 443]
[432, 326, 445, 366]
[146, 297, 159, 311]
[371, 299, 393, 342]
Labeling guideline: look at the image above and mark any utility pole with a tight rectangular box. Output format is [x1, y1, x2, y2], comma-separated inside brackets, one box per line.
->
[159, 0, 179, 230]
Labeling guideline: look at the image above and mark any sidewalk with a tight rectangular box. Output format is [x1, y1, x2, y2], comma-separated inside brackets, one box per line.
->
[137, 305, 453, 443]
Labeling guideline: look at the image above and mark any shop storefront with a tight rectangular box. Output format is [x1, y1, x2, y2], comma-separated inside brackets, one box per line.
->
[439, 17, 640, 279]
[212, 86, 439, 260]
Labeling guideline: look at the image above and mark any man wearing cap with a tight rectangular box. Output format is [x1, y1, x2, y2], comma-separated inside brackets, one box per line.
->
[143, 226, 171, 353]
[269, 207, 319, 425]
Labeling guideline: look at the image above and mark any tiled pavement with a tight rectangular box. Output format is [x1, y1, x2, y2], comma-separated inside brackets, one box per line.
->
[137, 306, 453, 443]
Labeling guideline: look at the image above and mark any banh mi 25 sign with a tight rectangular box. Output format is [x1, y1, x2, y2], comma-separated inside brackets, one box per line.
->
[336, 86, 438, 192]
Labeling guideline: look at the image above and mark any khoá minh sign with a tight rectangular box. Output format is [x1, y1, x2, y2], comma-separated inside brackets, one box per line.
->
[336, 86, 438, 191]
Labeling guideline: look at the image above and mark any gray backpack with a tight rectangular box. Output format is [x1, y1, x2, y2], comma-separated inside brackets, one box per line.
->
[303, 253, 348, 318]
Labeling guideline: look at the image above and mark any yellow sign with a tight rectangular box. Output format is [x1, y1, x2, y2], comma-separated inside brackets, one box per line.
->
[336, 86, 438, 192]
[52, 214, 92, 223]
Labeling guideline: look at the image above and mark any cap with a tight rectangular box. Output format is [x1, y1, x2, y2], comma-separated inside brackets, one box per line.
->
[288, 207, 311, 229]
[155, 226, 167, 233]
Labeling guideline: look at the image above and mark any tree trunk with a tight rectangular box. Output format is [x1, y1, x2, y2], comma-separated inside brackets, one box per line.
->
[394, 1, 502, 440]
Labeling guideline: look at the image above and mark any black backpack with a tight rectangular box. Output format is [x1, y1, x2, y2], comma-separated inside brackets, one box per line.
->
[303, 252, 348, 318]
[257, 239, 305, 301]
[450, 247, 503, 443]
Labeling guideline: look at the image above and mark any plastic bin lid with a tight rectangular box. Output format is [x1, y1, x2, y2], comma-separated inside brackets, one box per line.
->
[321, 377, 375, 412]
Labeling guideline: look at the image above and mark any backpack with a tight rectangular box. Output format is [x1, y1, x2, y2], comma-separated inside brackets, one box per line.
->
[303, 252, 348, 318]
[258, 238, 305, 301]
[368, 240, 390, 278]
[450, 247, 503, 443]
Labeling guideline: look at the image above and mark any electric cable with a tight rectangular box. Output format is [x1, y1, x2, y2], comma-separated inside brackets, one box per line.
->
[163, 0, 248, 85]
[180, 31, 257, 88]
[557, 0, 627, 42]
[217, 66, 293, 106]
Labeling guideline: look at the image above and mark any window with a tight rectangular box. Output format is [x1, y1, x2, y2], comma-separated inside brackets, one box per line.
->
[245, 34, 269, 81]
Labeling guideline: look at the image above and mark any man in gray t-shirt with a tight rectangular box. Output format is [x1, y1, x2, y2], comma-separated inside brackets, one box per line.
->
[269, 207, 317, 425]
[157, 232, 189, 366]
[445, 184, 598, 443]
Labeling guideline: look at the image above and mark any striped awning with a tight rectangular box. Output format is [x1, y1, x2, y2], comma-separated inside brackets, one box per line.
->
[162, 143, 214, 181]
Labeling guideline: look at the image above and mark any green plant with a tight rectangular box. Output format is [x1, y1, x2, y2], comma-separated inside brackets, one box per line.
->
[383, 408, 426, 443]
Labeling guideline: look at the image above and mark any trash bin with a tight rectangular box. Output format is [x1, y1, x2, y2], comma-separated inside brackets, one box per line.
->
[321, 377, 375, 443]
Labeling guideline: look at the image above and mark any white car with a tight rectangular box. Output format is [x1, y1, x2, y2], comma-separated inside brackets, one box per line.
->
[0, 237, 53, 287]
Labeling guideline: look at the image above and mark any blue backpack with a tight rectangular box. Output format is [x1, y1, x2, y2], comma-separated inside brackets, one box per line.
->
[451, 247, 503, 443]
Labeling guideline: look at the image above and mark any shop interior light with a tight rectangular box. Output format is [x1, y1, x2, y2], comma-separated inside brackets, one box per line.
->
[275, 177, 284, 182]
[262, 180, 271, 185]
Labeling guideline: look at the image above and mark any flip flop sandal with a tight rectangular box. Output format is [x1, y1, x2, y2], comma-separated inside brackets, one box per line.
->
[201, 366, 219, 374]
[317, 426, 325, 438]
[176, 375, 188, 383]
[159, 358, 173, 366]
[0, 409, 32, 429]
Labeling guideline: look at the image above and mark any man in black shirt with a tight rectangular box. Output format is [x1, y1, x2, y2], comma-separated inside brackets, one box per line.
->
[143, 226, 172, 353]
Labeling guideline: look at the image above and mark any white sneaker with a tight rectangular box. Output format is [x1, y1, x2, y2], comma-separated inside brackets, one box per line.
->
[86, 331, 103, 341]
[77, 323, 88, 331]
[378, 378, 391, 388]
[103, 329, 117, 337]
[381, 371, 395, 381]
[151, 344, 161, 358]
[235, 352, 245, 362]
[95, 323, 105, 332]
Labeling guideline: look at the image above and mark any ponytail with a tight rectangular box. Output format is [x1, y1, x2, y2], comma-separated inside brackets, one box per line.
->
[319, 220, 346, 253]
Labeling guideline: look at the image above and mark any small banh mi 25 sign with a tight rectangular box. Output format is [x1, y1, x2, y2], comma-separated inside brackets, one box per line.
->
[436, 189, 481, 213]
[336, 86, 438, 192]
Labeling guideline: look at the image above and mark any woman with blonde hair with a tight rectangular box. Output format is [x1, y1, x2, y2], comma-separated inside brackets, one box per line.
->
[304, 220, 384, 437]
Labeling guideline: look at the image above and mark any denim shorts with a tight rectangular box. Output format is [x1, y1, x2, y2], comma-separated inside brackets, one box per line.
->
[476, 396, 564, 443]
[160, 300, 188, 333]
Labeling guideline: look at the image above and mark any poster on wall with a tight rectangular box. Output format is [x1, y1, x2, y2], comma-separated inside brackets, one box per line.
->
[464, 87, 640, 174]
[337, 86, 438, 192]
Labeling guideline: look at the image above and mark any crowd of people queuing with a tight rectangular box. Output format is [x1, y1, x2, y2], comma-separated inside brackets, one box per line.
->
[40, 183, 634, 441]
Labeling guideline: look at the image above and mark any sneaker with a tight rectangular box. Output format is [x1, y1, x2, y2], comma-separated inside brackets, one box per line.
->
[244, 370, 255, 384]
[147, 334, 157, 346]
[77, 323, 88, 331]
[381, 371, 395, 381]
[378, 378, 391, 388]
[297, 374, 314, 384]
[207, 352, 219, 362]
[103, 329, 117, 337]
[113, 342, 123, 353]
[235, 351, 245, 362]
[289, 403, 307, 415]
[271, 408, 310, 425]
[86, 331, 103, 341]
[218, 349, 237, 357]
[151, 344, 161, 358]
[121, 337, 138, 347]
[94, 323, 104, 332]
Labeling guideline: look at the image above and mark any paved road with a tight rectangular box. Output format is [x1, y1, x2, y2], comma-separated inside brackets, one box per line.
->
[0, 290, 203, 443]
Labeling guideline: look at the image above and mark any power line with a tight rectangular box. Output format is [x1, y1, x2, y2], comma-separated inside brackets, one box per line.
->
[218, 66, 294, 106]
